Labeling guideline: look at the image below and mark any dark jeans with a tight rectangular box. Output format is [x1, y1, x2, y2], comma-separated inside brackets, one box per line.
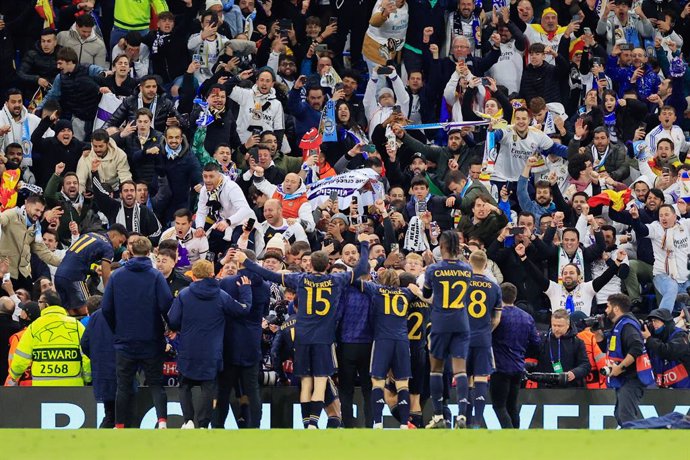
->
[213, 362, 262, 428]
[614, 378, 645, 427]
[490, 371, 522, 429]
[179, 375, 217, 428]
[331, 0, 375, 67]
[100, 400, 115, 429]
[115, 353, 167, 427]
[337, 342, 373, 428]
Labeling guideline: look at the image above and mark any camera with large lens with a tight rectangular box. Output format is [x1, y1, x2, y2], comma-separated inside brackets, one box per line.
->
[579, 313, 606, 331]
[526, 372, 569, 386]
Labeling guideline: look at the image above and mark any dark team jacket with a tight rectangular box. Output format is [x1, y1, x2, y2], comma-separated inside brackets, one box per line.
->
[533, 326, 591, 388]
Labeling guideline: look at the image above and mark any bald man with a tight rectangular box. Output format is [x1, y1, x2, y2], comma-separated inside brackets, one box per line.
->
[252, 170, 316, 232]
[257, 198, 309, 257]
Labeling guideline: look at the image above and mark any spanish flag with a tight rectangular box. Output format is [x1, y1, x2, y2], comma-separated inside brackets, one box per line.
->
[0, 169, 21, 211]
[35, 0, 56, 29]
[587, 188, 632, 211]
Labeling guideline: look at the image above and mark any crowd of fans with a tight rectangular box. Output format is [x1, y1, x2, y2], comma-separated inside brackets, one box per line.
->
[0, 0, 689, 429]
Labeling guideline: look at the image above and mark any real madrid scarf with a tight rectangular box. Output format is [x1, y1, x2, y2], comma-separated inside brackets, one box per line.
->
[404, 216, 430, 252]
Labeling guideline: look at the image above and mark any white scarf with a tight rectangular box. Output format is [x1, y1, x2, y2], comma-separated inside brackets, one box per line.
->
[558, 246, 585, 283]
[661, 225, 679, 280]
[404, 216, 430, 252]
[138, 94, 158, 119]
[61, 191, 84, 214]
[116, 204, 141, 233]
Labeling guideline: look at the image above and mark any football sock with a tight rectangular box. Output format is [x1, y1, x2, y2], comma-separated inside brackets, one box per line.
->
[430, 372, 444, 416]
[473, 381, 488, 427]
[309, 400, 324, 427]
[301, 402, 310, 429]
[371, 387, 385, 425]
[326, 416, 341, 428]
[397, 388, 410, 427]
[410, 412, 423, 428]
[466, 386, 475, 425]
[454, 373, 469, 419]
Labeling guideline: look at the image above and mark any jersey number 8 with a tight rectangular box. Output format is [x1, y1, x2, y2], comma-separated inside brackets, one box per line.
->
[467, 290, 487, 319]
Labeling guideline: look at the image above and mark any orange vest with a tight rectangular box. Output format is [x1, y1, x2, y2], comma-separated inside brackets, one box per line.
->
[577, 329, 608, 389]
[5, 329, 31, 386]
[272, 190, 308, 219]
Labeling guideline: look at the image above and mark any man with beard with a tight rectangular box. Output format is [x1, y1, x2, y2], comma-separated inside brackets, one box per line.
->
[520, 244, 627, 315]
[54, 224, 128, 314]
[287, 77, 326, 140]
[391, 125, 482, 183]
[0, 88, 51, 159]
[518, 159, 561, 221]
[569, 124, 630, 181]
[608, 187, 664, 310]
[445, 169, 496, 216]
[260, 131, 300, 175]
[644, 107, 688, 158]
[44, 164, 101, 246]
[76, 129, 132, 194]
[157, 126, 202, 224]
[604, 293, 655, 426]
[252, 169, 315, 232]
[518, 8, 572, 65]
[255, 199, 308, 257]
[194, 162, 255, 259]
[274, 55, 297, 91]
[3, 143, 36, 186]
[31, 112, 87, 188]
[104, 75, 179, 134]
[92, 177, 162, 244]
[160, 209, 209, 269]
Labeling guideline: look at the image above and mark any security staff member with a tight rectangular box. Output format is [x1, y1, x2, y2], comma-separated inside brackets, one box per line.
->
[7, 290, 91, 386]
[642, 308, 690, 389]
[604, 294, 655, 426]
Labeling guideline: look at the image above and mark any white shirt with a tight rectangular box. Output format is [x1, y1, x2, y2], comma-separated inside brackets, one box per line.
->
[644, 219, 690, 282]
[492, 126, 555, 182]
[160, 227, 209, 267]
[545, 281, 598, 315]
[487, 40, 524, 95]
[229, 86, 284, 143]
[644, 124, 688, 157]
[591, 254, 628, 305]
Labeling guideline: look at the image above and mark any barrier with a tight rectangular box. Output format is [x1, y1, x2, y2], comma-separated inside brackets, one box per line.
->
[1, 387, 689, 429]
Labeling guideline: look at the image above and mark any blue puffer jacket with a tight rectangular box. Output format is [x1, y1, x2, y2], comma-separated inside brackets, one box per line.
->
[169, 277, 252, 381]
[287, 87, 321, 140]
[220, 269, 270, 367]
[102, 257, 173, 359]
[336, 285, 373, 344]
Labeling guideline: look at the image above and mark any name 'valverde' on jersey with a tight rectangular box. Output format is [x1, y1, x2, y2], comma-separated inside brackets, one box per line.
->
[423, 260, 473, 333]
[55, 232, 114, 281]
[281, 271, 355, 345]
[360, 281, 415, 341]
[467, 273, 502, 348]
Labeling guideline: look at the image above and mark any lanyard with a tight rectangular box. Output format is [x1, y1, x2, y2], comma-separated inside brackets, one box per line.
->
[548, 332, 561, 364]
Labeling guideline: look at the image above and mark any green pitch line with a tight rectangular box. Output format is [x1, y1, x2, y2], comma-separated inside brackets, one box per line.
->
[1, 429, 687, 460]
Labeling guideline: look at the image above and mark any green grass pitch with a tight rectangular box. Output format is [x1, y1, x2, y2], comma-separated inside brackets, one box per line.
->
[2, 430, 688, 460]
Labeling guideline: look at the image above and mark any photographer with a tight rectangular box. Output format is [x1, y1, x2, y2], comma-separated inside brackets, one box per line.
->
[604, 294, 656, 426]
[642, 308, 690, 389]
[529, 309, 590, 388]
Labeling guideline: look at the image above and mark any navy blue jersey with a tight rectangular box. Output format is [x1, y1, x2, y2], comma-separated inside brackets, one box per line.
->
[423, 260, 473, 333]
[467, 274, 502, 347]
[360, 281, 415, 341]
[55, 232, 114, 281]
[283, 271, 356, 345]
[407, 298, 430, 350]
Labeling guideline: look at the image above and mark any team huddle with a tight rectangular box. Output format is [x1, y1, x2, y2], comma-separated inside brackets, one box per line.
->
[249, 230, 502, 429]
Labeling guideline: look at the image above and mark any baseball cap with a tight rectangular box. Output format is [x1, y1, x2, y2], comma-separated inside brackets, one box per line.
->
[411, 152, 426, 162]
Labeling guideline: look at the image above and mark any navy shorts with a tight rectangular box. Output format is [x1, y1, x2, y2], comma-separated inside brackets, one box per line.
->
[429, 331, 469, 360]
[370, 339, 411, 380]
[54, 276, 89, 311]
[408, 346, 427, 395]
[467, 346, 495, 377]
[294, 343, 337, 377]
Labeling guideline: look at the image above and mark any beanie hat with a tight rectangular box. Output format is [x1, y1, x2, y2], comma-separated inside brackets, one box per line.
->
[54, 119, 73, 134]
